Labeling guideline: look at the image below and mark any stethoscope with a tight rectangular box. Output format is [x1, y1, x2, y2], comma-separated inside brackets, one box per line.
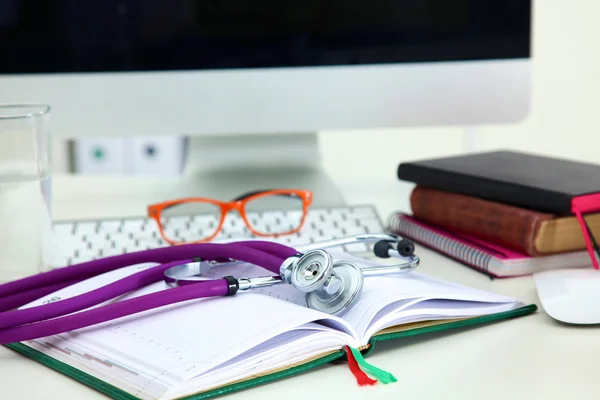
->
[0, 233, 418, 345]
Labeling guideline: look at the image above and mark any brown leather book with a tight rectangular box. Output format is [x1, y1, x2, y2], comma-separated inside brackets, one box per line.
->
[410, 186, 600, 256]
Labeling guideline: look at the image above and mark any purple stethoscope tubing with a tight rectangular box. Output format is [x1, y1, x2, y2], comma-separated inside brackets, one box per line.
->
[0, 241, 298, 345]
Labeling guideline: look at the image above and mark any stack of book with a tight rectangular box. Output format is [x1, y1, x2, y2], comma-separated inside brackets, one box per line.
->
[388, 150, 600, 278]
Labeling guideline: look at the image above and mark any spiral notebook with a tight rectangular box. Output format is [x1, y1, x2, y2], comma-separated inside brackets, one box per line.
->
[3, 249, 536, 399]
[387, 213, 593, 278]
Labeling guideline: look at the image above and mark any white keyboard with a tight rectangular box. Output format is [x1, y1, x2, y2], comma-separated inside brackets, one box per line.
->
[50, 205, 385, 267]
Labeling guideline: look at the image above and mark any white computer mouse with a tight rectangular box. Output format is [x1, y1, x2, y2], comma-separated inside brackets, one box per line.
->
[533, 268, 600, 324]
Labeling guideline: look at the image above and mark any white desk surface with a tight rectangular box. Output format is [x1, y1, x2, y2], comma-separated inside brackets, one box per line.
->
[2, 174, 599, 400]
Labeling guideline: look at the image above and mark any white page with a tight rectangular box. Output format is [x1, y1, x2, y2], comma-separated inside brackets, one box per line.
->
[365, 299, 522, 338]
[341, 273, 521, 340]
[171, 336, 346, 400]
[68, 291, 353, 382]
[199, 323, 345, 376]
[23, 338, 169, 400]
[182, 325, 350, 393]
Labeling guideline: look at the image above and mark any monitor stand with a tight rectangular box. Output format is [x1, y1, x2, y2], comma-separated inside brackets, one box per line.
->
[166, 132, 347, 208]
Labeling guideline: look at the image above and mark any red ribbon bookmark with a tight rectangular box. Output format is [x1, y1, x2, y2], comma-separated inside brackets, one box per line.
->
[344, 346, 377, 386]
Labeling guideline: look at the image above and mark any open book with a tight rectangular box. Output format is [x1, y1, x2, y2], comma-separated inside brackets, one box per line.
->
[6, 250, 536, 400]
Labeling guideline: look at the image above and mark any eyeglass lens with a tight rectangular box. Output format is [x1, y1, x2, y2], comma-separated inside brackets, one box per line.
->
[244, 193, 305, 235]
[160, 202, 222, 242]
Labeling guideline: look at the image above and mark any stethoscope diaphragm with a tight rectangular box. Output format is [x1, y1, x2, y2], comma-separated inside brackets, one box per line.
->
[305, 260, 364, 316]
[290, 249, 333, 293]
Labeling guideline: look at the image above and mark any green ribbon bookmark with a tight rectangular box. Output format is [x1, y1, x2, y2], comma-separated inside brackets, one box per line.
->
[349, 347, 398, 384]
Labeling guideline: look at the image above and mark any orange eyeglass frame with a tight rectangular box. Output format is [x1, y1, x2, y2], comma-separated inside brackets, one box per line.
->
[147, 189, 314, 245]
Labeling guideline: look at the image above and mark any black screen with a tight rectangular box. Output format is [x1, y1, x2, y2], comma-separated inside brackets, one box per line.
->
[0, 0, 532, 74]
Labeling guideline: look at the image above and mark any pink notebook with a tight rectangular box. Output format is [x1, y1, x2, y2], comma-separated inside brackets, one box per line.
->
[387, 212, 592, 278]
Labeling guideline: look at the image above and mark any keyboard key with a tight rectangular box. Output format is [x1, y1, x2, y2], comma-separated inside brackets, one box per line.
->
[123, 219, 147, 232]
[71, 249, 99, 264]
[100, 247, 126, 258]
[98, 220, 124, 233]
[74, 222, 98, 236]
[351, 206, 377, 216]
[361, 219, 385, 233]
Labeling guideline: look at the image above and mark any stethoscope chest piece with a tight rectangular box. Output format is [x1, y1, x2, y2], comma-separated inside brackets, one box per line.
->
[305, 260, 363, 316]
[289, 249, 334, 292]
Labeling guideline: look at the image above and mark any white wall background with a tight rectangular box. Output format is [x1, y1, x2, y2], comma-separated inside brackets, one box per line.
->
[50, 1, 599, 179]
[319, 0, 600, 182]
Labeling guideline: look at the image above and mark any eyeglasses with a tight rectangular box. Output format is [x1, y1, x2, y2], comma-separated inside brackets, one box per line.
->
[147, 189, 313, 245]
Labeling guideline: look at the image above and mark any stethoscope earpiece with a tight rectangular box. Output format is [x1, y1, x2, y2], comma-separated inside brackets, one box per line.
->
[397, 239, 415, 257]
[373, 239, 415, 259]
[374, 240, 394, 258]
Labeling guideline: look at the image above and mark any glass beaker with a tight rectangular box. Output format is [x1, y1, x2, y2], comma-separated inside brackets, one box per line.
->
[0, 104, 53, 282]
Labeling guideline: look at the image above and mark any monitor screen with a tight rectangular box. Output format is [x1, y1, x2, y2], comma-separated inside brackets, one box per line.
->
[0, 0, 531, 74]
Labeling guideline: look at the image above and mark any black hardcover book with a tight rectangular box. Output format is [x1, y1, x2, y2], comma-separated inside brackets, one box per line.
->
[397, 150, 600, 216]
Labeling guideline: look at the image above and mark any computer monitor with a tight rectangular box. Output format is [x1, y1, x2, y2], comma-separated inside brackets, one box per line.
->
[0, 1, 532, 206]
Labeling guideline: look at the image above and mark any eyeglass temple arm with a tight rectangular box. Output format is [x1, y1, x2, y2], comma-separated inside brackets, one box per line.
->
[232, 190, 302, 202]
[149, 200, 192, 213]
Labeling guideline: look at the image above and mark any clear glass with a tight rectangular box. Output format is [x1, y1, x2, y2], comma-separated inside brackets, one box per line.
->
[161, 201, 222, 243]
[0, 104, 53, 282]
[243, 194, 305, 235]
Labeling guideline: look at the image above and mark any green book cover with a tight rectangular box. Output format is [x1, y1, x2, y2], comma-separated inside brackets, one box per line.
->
[3, 304, 537, 400]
